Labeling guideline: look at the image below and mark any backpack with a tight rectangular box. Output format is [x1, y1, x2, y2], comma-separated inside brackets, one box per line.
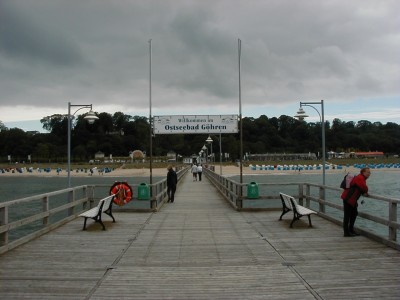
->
[340, 173, 355, 189]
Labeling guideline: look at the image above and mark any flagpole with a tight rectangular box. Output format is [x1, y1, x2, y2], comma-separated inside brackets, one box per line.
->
[238, 39, 243, 187]
[149, 39, 153, 185]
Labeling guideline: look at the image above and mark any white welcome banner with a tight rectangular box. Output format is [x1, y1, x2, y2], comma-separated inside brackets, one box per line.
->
[153, 115, 238, 134]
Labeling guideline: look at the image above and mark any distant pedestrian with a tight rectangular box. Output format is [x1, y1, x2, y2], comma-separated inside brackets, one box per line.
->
[191, 164, 198, 181]
[341, 167, 370, 237]
[167, 165, 178, 203]
[197, 164, 203, 181]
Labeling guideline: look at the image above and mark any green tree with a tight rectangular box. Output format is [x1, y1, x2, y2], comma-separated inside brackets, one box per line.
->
[1, 112, 399, 164]
[40, 114, 67, 135]
[113, 112, 131, 131]
[95, 112, 114, 134]
[0, 121, 7, 131]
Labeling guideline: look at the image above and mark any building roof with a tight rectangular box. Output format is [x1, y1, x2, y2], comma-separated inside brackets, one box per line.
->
[355, 152, 384, 156]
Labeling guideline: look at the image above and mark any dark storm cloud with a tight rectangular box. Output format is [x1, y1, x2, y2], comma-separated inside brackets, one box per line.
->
[0, 1, 84, 66]
[0, 0, 399, 123]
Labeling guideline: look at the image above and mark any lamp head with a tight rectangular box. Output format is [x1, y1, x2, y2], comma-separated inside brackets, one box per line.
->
[206, 136, 213, 144]
[294, 107, 309, 121]
[84, 110, 99, 124]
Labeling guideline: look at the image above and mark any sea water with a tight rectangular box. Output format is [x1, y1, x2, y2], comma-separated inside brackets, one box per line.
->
[230, 170, 400, 198]
[0, 175, 164, 202]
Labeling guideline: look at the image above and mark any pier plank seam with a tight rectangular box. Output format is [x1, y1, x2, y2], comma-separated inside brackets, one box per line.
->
[279, 192, 317, 228]
[79, 195, 115, 230]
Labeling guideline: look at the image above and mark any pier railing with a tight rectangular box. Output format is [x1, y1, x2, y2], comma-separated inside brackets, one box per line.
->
[204, 167, 400, 250]
[0, 167, 189, 255]
[0, 185, 94, 254]
[1, 166, 397, 254]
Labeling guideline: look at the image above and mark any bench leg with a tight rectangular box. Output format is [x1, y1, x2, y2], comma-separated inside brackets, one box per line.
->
[84, 215, 106, 230]
[105, 208, 115, 223]
[82, 218, 88, 230]
[290, 214, 313, 228]
[307, 215, 313, 227]
[290, 212, 301, 228]
[97, 214, 106, 230]
[290, 217, 296, 228]
[279, 208, 290, 220]
[99, 220, 105, 230]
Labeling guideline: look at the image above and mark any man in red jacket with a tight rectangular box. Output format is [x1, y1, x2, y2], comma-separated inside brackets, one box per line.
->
[341, 167, 371, 237]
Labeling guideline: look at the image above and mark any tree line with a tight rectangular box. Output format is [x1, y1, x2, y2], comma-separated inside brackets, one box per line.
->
[0, 113, 399, 163]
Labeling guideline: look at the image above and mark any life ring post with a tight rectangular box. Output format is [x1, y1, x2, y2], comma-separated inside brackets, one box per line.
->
[110, 181, 133, 206]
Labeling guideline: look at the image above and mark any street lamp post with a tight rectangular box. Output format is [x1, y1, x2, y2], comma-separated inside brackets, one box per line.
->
[218, 133, 222, 175]
[294, 100, 326, 186]
[202, 145, 208, 164]
[206, 136, 213, 163]
[206, 134, 223, 175]
[238, 38, 243, 187]
[67, 102, 98, 187]
[149, 39, 153, 185]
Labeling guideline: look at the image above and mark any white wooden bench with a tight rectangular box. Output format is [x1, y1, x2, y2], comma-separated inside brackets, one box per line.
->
[279, 193, 317, 228]
[79, 195, 115, 230]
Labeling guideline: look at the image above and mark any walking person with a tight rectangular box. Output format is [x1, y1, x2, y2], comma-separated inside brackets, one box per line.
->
[191, 163, 198, 181]
[167, 165, 178, 203]
[197, 164, 203, 181]
[341, 167, 371, 237]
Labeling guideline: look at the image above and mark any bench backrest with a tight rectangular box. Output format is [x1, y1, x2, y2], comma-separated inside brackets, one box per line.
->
[94, 198, 105, 211]
[101, 195, 114, 213]
[279, 193, 293, 210]
[91, 195, 114, 213]
[288, 196, 301, 212]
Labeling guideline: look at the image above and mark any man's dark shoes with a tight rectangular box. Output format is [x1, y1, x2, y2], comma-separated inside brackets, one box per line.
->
[344, 232, 358, 237]
[349, 231, 360, 236]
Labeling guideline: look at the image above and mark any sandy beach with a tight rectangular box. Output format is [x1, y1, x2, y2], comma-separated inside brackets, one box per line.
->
[1, 164, 396, 178]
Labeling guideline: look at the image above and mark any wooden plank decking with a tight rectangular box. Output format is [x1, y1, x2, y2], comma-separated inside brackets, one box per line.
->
[0, 172, 399, 299]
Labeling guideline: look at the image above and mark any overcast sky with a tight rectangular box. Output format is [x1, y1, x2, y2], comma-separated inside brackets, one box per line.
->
[1, 0, 399, 132]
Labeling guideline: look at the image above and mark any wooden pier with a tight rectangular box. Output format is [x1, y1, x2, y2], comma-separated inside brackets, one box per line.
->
[0, 172, 399, 299]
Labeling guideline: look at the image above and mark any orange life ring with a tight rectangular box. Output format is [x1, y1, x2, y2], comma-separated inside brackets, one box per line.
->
[109, 182, 133, 206]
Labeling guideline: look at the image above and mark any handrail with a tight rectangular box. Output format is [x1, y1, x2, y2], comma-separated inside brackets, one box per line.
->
[0, 166, 190, 255]
[203, 167, 399, 250]
[0, 185, 93, 255]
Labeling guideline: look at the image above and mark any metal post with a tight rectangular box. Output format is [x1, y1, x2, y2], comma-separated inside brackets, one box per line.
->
[238, 38, 243, 187]
[321, 100, 326, 186]
[219, 133, 222, 175]
[67, 103, 97, 188]
[202, 145, 207, 164]
[67, 102, 72, 187]
[210, 143, 213, 163]
[297, 100, 326, 186]
[149, 39, 153, 185]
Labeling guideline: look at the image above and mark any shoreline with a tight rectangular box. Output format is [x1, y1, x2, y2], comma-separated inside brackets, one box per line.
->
[1, 165, 398, 178]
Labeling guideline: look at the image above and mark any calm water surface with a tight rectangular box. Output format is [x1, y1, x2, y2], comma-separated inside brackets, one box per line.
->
[0, 170, 399, 202]
[0, 175, 164, 202]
